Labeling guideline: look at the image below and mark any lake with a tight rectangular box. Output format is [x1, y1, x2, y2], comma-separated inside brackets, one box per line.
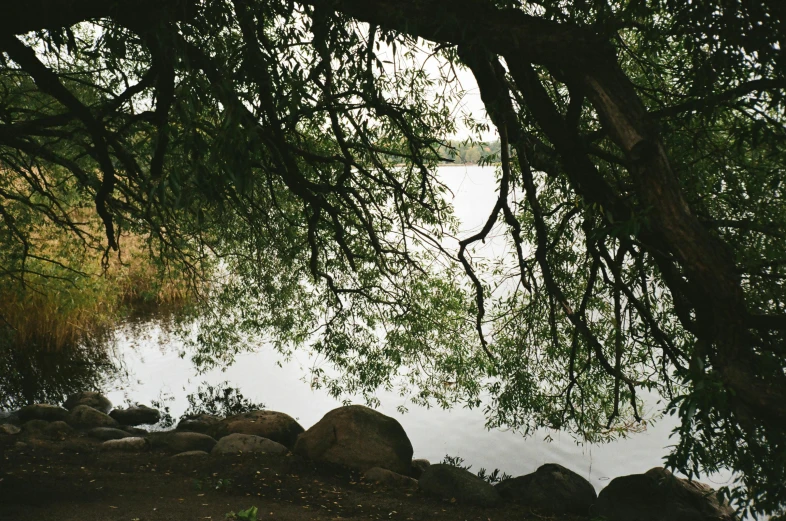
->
[102, 165, 735, 494]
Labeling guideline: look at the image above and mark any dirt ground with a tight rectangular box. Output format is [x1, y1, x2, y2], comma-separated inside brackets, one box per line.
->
[0, 436, 582, 521]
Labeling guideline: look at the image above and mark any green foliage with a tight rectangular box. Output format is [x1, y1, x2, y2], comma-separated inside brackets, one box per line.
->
[1, 0, 785, 516]
[226, 506, 258, 521]
[441, 454, 512, 484]
[150, 391, 176, 429]
[439, 140, 501, 164]
[194, 476, 233, 493]
[182, 381, 265, 419]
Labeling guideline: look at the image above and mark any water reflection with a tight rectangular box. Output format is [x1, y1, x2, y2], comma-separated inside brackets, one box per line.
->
[0, 335, 121, 410]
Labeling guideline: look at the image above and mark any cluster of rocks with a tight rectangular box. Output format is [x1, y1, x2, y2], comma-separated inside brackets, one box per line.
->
[0, 395, 737, 521]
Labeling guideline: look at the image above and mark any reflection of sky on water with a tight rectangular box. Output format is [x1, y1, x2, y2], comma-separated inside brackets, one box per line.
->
[107, 316, 734, 494]
[102, 166, 733, 497]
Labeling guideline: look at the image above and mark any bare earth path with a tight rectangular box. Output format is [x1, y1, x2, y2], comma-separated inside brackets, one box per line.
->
[0, 437, 579, 521]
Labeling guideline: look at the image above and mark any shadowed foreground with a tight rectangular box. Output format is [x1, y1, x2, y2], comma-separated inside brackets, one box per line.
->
[0, 438, 576, 521]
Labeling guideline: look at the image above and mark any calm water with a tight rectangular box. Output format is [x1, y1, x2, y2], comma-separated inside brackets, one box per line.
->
[102, 166, 734, 494]
[107, 316, 732, 493]
[0, 165, 739, 503]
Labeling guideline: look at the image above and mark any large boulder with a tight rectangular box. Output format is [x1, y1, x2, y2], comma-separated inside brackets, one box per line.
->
[364, 467, 418, 489]
[68, 405, 119, 429]
[594, 467, 736, 521]
[20, 419, 74, 440]
[20, 419, 50, 437]
[18, 404, 69, 423]
[88, 427, 134, 441]
[211, 410, 304, 449]
[495, 463, 596, 515]
[211, 433, 288, 456]
[176, 414, 222, 435]
[109, 405, 161, 426]
[419, 464, 501, 507]
[148, 431, 217, 453]
[171, 450, 210, 461]
[294, 405, 413, 474]
[64, 392, 112, 414]
[101, 437, 149, 452]
[44, 421, 75, 440]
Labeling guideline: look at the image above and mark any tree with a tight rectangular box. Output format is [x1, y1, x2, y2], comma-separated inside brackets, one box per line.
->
[1, 0, 785, 515]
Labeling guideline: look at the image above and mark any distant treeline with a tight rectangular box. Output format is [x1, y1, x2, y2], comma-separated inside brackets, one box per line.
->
[439, 140, 501, 164]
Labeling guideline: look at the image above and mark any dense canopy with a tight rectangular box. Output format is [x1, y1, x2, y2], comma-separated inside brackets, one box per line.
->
[1, 0, 785, 515]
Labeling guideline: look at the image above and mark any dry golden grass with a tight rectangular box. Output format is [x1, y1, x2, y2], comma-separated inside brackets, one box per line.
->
[1, 226, 200, 353]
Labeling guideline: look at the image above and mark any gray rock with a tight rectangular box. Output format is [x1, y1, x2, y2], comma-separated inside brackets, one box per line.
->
[101, 437, 149, 452]
[109, 405, 161, 426]
[18, 404, 69, 423]
[212, 410, 304, 449]
[148, 431, 217, 453]
[68, 405, 119, 429]
[294, 405, 413, 474]
[64, 392, 112, 414]
[211, 433, 288, 456]
[171, 450, 210, 460]
[594, 467, 736, 521]
[21, 419, 50, 437]
[495, 463, 596, 515]
[0, 410, 20, 425]
[411, 458, 431, 478]
[88, 427, 133, 441]
[0, 424, 21, 435]
[176, 414, 221, 435]
[20, 419, 74, 440]
[419, 464, 501, 507]
[44, 420, 75, 440]
[364, 467, 418, 488]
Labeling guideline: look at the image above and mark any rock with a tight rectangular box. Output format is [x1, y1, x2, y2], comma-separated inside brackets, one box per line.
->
[495, 463, 596, 515]
[212, 410, 304, 449]
[88, 427, 133, 441]
[411, 458, 431, 478]
[109, 405, 161, 426]
[171, 450, 210, 460]
[594, 467, 736, 521]
[68, 405, 119, 429]
[364, 467, 418, 488]
[148, 431, 217, 453]
[20, 419, 50, 437]
[212, 433, 288, 456]
[20, 419, 75, 440]
[176, 414, 222, 435]
[18, 404, 69, 423]
[101, 437, 149, 452]
[0, 410, 20, 425]
[0, 424, 21, 435]
[64, 392, 112, 414]
[44, 421, 75, 440]
[294, 405, 413, 474]
[419, 464, 501, 507]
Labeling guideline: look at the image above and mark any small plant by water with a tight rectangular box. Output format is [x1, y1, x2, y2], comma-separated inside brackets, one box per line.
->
[442, 454, 512, 484]
[182, 381, 266, 418]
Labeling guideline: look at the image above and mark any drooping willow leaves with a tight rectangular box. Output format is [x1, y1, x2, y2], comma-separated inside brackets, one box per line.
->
[1, 0, 785, 515]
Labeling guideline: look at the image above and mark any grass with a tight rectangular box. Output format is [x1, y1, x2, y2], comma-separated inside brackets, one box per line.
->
[0, 229, 198, 353]
[0, 216, 207, 407]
